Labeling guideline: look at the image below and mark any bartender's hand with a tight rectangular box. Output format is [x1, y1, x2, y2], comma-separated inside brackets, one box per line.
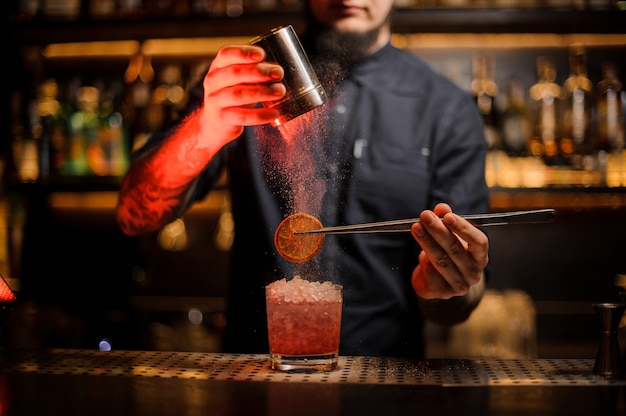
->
[200, 44, 286, 144]
[116, 45, 286, 237]
[410, 203, 488, 302]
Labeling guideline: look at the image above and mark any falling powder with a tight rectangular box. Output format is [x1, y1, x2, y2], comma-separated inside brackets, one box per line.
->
[256, 104, 330, 217]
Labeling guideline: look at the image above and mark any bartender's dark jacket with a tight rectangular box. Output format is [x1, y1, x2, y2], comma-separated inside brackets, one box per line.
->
[138, 41, 489, 358]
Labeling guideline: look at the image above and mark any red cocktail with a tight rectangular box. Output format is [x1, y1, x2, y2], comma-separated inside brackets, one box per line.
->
[266, 276, 342, 372]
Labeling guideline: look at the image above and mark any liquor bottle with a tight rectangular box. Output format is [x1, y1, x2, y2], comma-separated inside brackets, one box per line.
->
[89, 0, 116, 19]
[492, 0, 525, 7]
[562, 44, 594, 169]
[572, 0, 590, 9]
[143, 0, 189, 17]
[124, 52, 154, 151]
[191, 0, 227, 16]
[528, 56, 562, 166]
[436, 0, 471, 7]
[41, 0, 81, 21]
[116, 0, 144, 19]
[37, 79, 66, 183]
[10, 91, 40, 183]
[7, 91, 24, 184]
[153, 64, 186, 132]
[500, 77, 532, 157]
[61, 86, 100, 176]
[15, 0, 42, 22]
[98, 81, 129, 176]
[596, 61, 624, 153]
[470, 52, 501, 152]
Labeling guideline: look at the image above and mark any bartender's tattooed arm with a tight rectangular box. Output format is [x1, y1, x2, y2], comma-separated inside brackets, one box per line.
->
[116, 109, 217, 236]
[117, 45, 286, 237]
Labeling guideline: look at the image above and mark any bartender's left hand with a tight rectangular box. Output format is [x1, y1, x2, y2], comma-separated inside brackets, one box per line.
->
[410, 202, 488, 300]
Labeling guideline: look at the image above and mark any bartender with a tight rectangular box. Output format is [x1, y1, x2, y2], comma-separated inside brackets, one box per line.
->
[115, 0, 490, 357]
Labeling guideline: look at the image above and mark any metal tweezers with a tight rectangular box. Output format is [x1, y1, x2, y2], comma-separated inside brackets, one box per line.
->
[295, 208, 558, 235]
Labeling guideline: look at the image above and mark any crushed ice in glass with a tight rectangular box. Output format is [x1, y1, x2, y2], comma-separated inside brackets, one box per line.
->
[266, 276, 341, 304]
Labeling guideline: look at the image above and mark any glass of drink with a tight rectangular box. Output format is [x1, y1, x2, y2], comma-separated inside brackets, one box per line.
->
[265, 276, 343, 372]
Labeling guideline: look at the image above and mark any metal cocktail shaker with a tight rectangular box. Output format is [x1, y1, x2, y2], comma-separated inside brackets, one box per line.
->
[250, 25, 327, 126]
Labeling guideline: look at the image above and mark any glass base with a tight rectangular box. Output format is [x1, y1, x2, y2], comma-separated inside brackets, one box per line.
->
[269, 352, 338, 373]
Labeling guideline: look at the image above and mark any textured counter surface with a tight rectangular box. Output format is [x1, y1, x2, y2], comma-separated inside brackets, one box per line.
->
[1, 348, 625, 416]
[2, 348, 625, 386]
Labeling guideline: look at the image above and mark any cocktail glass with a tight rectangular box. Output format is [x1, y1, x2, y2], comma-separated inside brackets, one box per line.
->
[265, 276, 342, 372]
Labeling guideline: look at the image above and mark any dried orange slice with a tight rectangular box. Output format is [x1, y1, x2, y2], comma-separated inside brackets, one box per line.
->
[274, 213, 325, 263]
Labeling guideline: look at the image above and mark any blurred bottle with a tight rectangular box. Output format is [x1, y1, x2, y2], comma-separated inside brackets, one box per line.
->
[279, 0, 303, 11]
[88, 0, 116, 19]
[7, 91, 24, 185]
[15, 0, 42, 22]
[36, 79, 67, 183]
[529, 56, 562, 166]
[436, 0, 471, 7]
[596, 61, 624, 153]
[225, 0, 244, 16]
[562, 44, 594, 170]
[124, 52, 155, 151]
[14, 89, 55, 183]
[152, 64, 186, 132]
[572, 0, 590, 9]
[191, 0, 227, 16]
[98, 81, 130, 176]
[41, 0, 81, 21]
[471, 52, 501, 152]
[10, 91, 39, 183]
[545, 0, 574, 8]
[116, 0, 144, 19]
[143, 0, 189, 17]
[61, 86, 100, 176]
[589, 0, 618, 9]
[500, 77, 532, 157]
[492, 0, 525, 8]
[128, 63, 187, 153]
[393, 0, 422, 8]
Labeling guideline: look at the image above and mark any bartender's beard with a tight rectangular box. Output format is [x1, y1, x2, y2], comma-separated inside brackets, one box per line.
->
[306, 21, 389, 92]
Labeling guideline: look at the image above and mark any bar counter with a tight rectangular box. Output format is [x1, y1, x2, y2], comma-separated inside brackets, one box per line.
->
[1, 348, 625, 416]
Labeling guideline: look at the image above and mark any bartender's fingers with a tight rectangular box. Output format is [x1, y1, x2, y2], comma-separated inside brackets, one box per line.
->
[202, 49, 286, 126]
[211, 45, 266, 70]
[416, 205, 489, 272]
[410, 211, 486, 298]
[412, 245, 469, 299]
[211, 82, 286, 109]
[217, 105, 282, 127]
[411, 252, 458, 299]
[204, 63, 285, 103]
[440, 212, 490, 271]
[205, 45, 285, 98]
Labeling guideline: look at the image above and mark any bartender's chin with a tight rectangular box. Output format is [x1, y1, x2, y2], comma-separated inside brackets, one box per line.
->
[313, 27, 379, 65]
[306, 22, 383, 90]
[331, 15, 371, 33]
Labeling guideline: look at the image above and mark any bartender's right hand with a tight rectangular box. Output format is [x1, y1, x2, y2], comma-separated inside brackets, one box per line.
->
[200, 44, 286, 143]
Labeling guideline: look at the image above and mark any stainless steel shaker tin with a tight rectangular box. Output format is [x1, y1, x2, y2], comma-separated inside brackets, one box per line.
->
[250, 25, 327, 126]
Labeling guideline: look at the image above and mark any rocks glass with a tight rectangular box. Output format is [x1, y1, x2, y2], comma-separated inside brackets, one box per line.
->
[265, 277, 342, 372]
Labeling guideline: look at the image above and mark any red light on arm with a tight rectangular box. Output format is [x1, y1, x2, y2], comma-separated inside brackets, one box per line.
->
[0, 277, 16, 302]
